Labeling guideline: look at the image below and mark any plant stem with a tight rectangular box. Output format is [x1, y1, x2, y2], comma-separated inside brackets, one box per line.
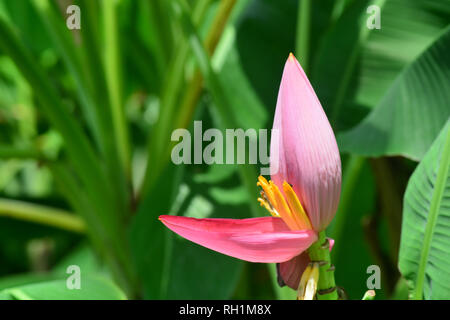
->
[296, 0, 310, 72]
[103, 0, 131, 177]
[177, 0, 237, 125]
[0, 198, 85, 233]
[307, 231, 338, 300]
[176, 0, 236, 131]
[0, 145, 42, 159]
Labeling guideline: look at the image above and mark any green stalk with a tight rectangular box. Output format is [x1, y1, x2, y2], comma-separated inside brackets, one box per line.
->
[141, 42, 190, 196]
[102, 0, 131, 177]
[175, 0, 237, 131]
[79, 0, 130, 223]
[0, 198, 85, 233]
[204, 0, 237, 55]
[413, 127, 450, 300]
[307, 231, 339, 300]
[295, 0, 310, 72]
[0, 145, 41, 159]
[78, 0, 118, 160]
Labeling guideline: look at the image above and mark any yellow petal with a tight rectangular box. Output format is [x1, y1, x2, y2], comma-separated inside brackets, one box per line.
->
[270, 181, 299, 230]
[297, 262, 319, 300]
[304, 263, 319, 300]
[297, 264, 312, 299]
[283, 182, 312, 230]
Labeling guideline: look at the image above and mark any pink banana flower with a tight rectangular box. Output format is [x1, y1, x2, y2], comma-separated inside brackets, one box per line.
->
[160, 53, 341, 290]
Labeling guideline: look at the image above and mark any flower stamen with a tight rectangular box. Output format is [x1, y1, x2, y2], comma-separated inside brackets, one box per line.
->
[258, 191, 279, 217]
[270, 181, 300, 230]
[256, 176, 312, 230]
[282, 182, 312, 230]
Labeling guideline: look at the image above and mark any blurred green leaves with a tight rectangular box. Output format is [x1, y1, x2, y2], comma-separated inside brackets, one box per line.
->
[351, 0, 450, 109]
[0, 275, 126, 300]
[313, 0, 450, 131]
[339, 26, 450, 161]
[129, 163, 182, 299]
[0, 0, 449, 300]
[235, 0, 297, 110]
[0, 0, 136, 296]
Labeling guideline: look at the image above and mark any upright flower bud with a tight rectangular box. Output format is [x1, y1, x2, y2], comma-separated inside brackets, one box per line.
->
[270, 53, 341, 231]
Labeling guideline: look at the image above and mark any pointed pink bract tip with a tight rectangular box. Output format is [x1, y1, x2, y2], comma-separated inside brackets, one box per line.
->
[270, 51, 342, 231]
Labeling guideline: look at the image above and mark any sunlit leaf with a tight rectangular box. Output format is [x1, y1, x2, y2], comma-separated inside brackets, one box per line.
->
[398, 123, 450, 299]
[338, 27, 450, 161]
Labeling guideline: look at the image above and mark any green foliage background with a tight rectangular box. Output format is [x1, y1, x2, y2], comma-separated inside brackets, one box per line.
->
[0, 0, 448, 300]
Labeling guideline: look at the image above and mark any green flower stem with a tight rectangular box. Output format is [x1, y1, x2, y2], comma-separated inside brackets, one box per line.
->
[175, 0, 237, 131]
[295, 0, 310, 72]
[0, 198, 85, 233]
[103, 0, 131, 178]
[0, 145, 42, 159]
[307, 231, 339, 300]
